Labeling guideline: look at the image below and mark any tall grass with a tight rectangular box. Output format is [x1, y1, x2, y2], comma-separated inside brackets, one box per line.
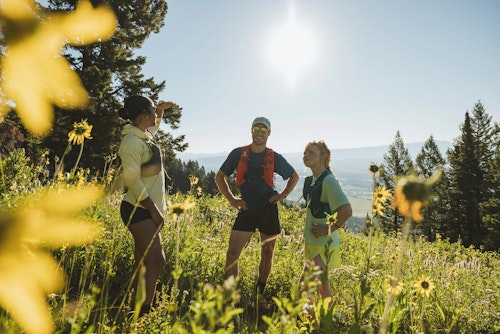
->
[1, 150, 499, 333]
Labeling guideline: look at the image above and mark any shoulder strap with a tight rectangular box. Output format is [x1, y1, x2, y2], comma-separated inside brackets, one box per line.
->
[304, 170, 333, 218]
[235, 145, 250, 186]
[263, 148, 274, 188]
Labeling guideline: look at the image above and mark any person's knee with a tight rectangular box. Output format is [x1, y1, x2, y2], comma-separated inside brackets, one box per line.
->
[226, 245, 242, 262]
[261, 243, 276, 258]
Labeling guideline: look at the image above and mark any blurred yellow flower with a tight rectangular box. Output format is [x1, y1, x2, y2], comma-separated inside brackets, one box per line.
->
[167, 197, 196, 219]
[392, 170, 441, 221]
[68, 119, 93, 145]
[0, 0, 116, 136]
[413, 276, 434, 298]
[392, 171, 440, 222]
[393, 185, 425, 222]
[196, 186, 203, 196]
[0, 185, 102, 334]
[384, 275, 404, 295]
[0, 0, 35, 20]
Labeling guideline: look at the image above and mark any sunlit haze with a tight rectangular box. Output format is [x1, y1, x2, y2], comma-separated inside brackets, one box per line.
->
[137, 1, 500, 154]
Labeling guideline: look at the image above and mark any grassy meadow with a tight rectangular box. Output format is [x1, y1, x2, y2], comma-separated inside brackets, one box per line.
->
[0, 3, 498, 332]
[1, 151, 499, 333]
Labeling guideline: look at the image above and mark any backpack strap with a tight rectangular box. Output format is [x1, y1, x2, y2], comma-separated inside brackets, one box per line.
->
[263, 148, 274, 188]
[235, 145, 274, 188]
[303, 170, 332, 218]
[235, 145, 250, 186]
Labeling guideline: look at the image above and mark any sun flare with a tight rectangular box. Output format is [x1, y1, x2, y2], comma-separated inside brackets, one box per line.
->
[265, 5, 318, 88]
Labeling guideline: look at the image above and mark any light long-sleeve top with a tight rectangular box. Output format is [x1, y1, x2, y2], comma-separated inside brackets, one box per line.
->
[118, 120, 166, 212]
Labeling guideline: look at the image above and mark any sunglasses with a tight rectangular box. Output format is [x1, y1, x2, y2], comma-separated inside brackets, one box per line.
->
[252, 126, 269, 134]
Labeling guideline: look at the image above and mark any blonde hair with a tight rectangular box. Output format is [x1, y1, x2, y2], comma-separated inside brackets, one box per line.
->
[305, 140, 332, 170]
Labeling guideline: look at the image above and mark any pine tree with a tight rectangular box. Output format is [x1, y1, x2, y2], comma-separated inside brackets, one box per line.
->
[470, 101, 497, 204]
[446, 112, 482, 247]
[380, 131, 414, 233]
[480, 123, 500, 250]
[446, 103, 499, 249]
[415, 135, 448, 241]
[19, 0, 186, 173]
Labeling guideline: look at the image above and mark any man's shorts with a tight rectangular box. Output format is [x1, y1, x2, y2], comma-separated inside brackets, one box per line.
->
[233, 202, 280, 235]
[120, 201, 152, 225]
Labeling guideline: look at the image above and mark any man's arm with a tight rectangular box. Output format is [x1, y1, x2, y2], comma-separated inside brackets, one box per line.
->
[269, 171, 299, 203]
[215, 170, 247, 210]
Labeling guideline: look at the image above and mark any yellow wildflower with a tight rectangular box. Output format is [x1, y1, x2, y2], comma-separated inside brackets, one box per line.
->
[413, 276, 435, 298]
[393, 184, 425, 222]
[0, 0, 116, 136]
[196, 186, 203, 196]
[68, 119, 93, 145]
[326, 211, 338, 227]
[392, 170, 441, 222]
[189, 175, 199, 186]
[373, 186, 392, 205]
[371, 202, 385, 217]
[167, 197, 196, 219]
[0, 185, 102, 334]
[384, 275, 404, 295]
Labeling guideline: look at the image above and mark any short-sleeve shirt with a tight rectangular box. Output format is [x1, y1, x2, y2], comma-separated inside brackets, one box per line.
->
[220, 146, 295, 212]
[304, 173, 350, 246]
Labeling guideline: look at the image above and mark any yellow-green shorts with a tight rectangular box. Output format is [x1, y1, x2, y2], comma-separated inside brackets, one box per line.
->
[305, 243, 341, 269]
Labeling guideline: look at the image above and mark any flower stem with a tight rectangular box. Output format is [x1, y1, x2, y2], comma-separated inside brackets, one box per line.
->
[380, 212, 413, 333]
[72, 141, 84, 174]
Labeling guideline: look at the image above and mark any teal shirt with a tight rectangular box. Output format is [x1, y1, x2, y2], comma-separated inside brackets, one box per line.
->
[304, 172, 350, 246]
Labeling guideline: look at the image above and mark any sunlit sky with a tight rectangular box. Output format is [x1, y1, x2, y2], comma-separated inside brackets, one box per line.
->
[137, 0, 500, 154]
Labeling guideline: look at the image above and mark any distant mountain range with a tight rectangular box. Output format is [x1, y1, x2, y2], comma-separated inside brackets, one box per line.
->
[178, 141, 452, 217]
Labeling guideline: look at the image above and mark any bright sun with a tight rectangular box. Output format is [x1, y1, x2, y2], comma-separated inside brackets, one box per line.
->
[266, 5, 318, 88]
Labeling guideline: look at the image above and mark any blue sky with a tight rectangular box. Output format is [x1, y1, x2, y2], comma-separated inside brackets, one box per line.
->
[138, 0, 500, 154]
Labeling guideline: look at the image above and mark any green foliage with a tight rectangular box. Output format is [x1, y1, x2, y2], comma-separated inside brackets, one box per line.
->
[1, 154, 500, 333]
[9, 0, 188, 175]
[165, 158, 219, 195]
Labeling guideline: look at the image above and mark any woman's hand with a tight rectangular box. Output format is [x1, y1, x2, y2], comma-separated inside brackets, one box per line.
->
[156, 101, 176, 111]
[312, 223, 330, 237]
[154, 101, 176, 118]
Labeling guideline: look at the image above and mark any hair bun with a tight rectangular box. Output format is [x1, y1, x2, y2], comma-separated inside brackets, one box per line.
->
[118, 107, 129, 120]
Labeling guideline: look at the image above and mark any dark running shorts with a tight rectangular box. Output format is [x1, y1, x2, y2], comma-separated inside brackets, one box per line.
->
[233, 202, 280, 235]
[120, 201, 152, 225]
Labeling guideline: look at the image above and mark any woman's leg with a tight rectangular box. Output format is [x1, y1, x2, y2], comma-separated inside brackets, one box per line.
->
[128, 219, 166, 307]
[312, 255, 332, 299]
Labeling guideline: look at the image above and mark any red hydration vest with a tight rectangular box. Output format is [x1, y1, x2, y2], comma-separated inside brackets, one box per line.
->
[235, 145, 275, 188]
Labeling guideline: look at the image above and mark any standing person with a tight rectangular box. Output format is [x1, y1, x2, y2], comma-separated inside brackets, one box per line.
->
[215, 117, 299, 308]
[300, 140, 352, 302]
[118, 95, 175, 316]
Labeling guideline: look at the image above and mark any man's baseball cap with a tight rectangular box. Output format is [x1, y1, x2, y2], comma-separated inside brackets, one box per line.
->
[252, 117, 271, 130]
